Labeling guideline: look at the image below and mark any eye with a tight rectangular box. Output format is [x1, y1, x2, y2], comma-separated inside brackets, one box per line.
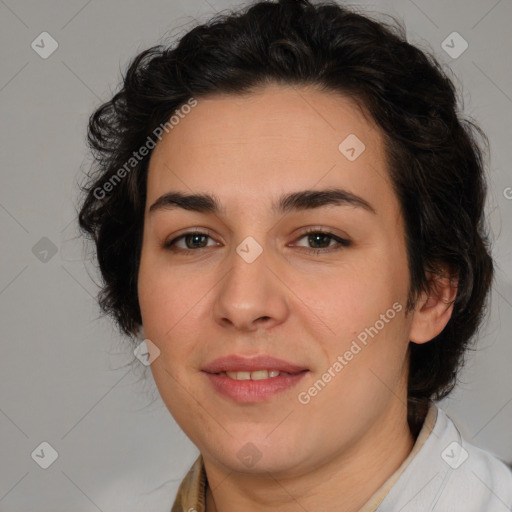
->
[164, 230, 218, 252]
[163, 228, 351, 255]
[293, 229, 351, 254]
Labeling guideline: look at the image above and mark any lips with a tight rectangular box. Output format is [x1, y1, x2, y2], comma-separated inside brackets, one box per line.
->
[201, 355, 309, 403]
[201, 355, 308, 374]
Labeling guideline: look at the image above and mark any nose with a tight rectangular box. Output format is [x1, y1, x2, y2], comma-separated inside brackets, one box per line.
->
[212, 240, 289, 332]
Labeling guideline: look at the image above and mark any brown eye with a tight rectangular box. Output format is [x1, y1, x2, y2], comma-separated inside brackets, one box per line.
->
[294, 229, 351, 253]
[164, 231, 218, 252]
[306, 232, 333, 249]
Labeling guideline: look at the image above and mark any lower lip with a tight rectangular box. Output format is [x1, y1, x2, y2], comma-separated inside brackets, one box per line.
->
[203, 371, 308, 403]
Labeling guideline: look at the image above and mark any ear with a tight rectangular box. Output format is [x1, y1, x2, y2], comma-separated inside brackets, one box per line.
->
[409, 269, 458, 344]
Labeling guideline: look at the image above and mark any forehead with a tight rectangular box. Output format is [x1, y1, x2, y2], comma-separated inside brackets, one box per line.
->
[146, 83, 396, 219]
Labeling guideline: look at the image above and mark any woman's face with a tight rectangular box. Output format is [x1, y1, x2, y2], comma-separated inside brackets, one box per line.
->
[138, 83, 417, 477]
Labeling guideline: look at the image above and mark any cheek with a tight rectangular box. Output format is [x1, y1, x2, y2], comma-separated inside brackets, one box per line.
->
[138, 262, 204, 418]
[304, 255, 407, 330]
[138, 251, 198, 337]
[300, 248, 410, 373]
[137, 254, 216, 376]
[301, 311, 410, 424]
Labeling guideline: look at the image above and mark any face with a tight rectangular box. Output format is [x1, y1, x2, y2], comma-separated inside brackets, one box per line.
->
[137, 83, 416, 478]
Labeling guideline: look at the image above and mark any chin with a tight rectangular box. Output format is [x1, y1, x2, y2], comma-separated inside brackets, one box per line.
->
[204, 432, 310, 476]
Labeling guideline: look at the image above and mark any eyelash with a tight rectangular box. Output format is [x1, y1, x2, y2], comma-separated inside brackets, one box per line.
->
[163, 228, 351, 255]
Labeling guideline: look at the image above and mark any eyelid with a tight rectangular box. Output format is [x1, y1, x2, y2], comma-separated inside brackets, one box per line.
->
[291, 227, 351, 251]
[163, 227, 218, 248]
[163, 226, 351, 253]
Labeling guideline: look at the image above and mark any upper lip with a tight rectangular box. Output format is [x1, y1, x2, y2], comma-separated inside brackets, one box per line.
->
[201, 355, 308, 374]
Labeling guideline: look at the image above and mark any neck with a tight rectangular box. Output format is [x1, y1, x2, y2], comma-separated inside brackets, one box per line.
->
[204, 400, 416, 512]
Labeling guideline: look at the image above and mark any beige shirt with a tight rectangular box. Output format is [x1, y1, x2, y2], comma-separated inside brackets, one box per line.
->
[170, 404, 438, 512]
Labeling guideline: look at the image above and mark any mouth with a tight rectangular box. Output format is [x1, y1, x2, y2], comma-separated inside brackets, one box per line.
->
[201, 354, 308, 374]
[216, 369, 297, 380]
[201, 355, 309, 403]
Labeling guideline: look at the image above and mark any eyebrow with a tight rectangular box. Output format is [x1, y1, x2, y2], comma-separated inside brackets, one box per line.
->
[149, 188, 376, 216]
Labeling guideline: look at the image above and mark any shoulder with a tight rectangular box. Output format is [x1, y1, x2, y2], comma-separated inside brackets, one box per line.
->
[437, 407, 512, 507]
[378, 404, 512, 512]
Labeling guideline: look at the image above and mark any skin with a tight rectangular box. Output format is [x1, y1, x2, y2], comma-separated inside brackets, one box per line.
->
[137, 83, 457, 512]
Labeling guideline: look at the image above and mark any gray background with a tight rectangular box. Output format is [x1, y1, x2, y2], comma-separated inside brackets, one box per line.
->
[1, 0, 511, 510]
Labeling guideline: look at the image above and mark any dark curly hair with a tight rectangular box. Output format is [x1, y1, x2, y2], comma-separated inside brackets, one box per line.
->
[78, 0, 494, 432]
